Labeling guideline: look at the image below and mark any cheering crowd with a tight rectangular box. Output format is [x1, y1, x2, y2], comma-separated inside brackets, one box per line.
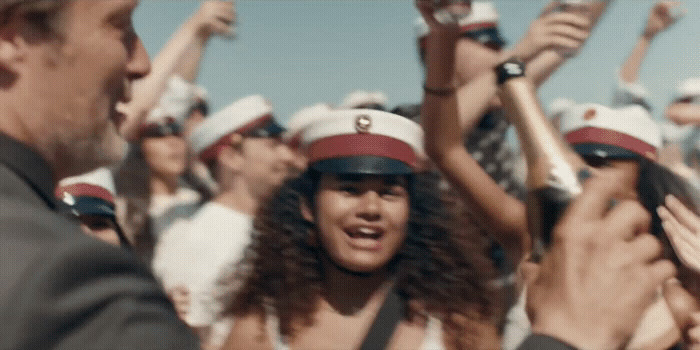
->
[1, 0, 700, 349]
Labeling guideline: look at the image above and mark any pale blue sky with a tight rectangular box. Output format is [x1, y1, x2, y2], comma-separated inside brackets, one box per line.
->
[133, 0, 700, 123]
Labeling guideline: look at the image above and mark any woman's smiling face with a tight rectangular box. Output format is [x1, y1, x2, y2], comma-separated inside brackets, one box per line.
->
[310, 173, 411, 274]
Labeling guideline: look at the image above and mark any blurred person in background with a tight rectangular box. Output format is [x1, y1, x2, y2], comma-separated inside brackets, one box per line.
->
[152, 94, 293, 349]
[113, 0, 235, 263]
[57, 167, 130, 248]
[282, 102, 334, 173]
[338, 90, 389, 111]
[114, 87, 204, 263]
[417, 0, 603, 327]
[666, 77, 700, 126]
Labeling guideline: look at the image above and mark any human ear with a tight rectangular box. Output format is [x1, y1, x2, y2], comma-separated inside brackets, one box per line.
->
[0, 14, 28, 85]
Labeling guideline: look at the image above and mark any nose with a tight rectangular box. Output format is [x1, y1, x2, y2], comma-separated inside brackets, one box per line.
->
[127, 36, 151, 80]
[356, 190, 381, 221]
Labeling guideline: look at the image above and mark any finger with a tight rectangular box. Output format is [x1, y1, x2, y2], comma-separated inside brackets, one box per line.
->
[545, 24, 591, 42]
[665, 195, 700, 230]
[539, 1, 560, 16]
[663, 278, 699, 331]
[542, 11, 593, 30]
[661, 211, 697, 247]
[562, 171, 622, 224]
[691, 326, 700, 345]
[604, 199, 651, 240]
[649, 260, 677, 287]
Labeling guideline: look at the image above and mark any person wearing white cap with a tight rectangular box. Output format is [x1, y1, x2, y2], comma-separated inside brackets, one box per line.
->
[113, 80, 205, 264]
[57, 167, 129, 248]
[417, 1, 606, 330]
[612, 1, 684, 110]
[666, 77, 700, 126]
[338, 90, 389, 110]
[415, 0, 605, 203]
[502, 103, 686, 350]
[220, 109, 500, 350]
[283, 103, 334, 172]
[117, 0, 235, 142]
[152, 94, 294, 349]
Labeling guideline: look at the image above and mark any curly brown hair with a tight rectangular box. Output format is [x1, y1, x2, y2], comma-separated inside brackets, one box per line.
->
[224, 169, 496, 344]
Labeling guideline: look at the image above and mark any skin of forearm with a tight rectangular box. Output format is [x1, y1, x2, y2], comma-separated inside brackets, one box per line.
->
[618, 35, 652, 84]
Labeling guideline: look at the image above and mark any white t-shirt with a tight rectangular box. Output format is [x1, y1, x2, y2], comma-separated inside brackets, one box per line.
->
[152, 202, 253, 334]
[149, 187, 201, 238]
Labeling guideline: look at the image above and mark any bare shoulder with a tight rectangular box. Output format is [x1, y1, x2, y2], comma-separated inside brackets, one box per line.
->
[221, 312, 273, 350]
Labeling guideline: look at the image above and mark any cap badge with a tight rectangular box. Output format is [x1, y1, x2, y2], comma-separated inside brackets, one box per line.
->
[583, 109, 597, 121]
[62, 192, 76, 206]
[355, 115, 372, 133]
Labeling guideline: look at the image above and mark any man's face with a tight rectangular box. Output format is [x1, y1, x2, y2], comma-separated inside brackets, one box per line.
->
[240, 137, 294, 200]
[22, 0, 149, 178]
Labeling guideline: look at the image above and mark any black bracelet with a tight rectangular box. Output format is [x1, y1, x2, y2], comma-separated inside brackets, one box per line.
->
[423, 83, 455, 96]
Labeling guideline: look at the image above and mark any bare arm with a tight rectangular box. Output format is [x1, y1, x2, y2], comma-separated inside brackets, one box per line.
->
[619, 1, 683, 84]
[457, 3, 596, 135]
[417, 1, 529, 264]
[118, 1, 235, 141]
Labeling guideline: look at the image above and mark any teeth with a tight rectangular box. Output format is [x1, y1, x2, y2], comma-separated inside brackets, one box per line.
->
[357, 227, 377, 235]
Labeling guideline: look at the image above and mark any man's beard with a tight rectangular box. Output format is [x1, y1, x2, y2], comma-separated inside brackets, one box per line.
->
[56, 123, 127, 179]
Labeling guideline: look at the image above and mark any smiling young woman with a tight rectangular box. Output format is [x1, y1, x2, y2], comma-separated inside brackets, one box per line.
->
[218, 109, 499, 350]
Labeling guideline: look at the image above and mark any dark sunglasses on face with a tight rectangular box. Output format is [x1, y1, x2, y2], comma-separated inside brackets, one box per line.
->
[140, 121, 183, 138]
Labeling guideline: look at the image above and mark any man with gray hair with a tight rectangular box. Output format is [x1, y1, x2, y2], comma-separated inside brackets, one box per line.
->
[0, 1, 199, 348]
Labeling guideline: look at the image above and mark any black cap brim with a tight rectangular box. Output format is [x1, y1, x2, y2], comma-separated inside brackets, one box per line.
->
[573, 143, 642, 160]
[310, 155, 414, 175]
[247, 118, 286, 138]
[70, 196, 116, 218]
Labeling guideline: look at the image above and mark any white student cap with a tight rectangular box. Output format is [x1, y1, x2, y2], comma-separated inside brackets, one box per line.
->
[301, 109, 424, 175]
[559, 103, 661, 160]
[56, 167, 116, 217]
[189, 95, 285, 164]
[283, 103, 334, 148]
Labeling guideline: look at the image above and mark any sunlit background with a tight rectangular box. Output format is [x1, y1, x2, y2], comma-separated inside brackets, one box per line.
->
[134, 0, 700, 123]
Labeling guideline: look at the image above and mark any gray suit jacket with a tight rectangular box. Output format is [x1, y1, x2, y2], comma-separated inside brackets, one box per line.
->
[0, 134, 199, 350]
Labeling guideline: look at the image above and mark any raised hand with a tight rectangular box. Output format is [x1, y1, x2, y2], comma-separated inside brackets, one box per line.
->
[191, 1, 236, 38]
[658, 194, 700, 274]
[643, 1, 685, 39]
[511, 8, 593, 61]
[526, 172, 676, 349]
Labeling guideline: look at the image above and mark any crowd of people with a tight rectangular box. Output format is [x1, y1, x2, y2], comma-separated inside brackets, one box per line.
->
[1, 0, 700, 349]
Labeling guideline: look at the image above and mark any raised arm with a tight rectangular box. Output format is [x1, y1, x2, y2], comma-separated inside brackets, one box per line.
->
[118, 1, 235, 141]
[456, 2, 596, 134]
[620, 1, 683, 84]
[417, 0, 529, 264]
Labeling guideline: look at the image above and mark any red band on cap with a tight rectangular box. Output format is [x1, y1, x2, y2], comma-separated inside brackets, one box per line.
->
[308, 134, 418, 168]
[459, 21, 497, 34]
[565, 127, 657, 159]
[199, 114, 274, 163]
[57, 183, 114, 204]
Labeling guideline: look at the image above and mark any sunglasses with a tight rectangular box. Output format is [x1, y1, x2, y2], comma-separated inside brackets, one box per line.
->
[140, 121, 182, 138]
